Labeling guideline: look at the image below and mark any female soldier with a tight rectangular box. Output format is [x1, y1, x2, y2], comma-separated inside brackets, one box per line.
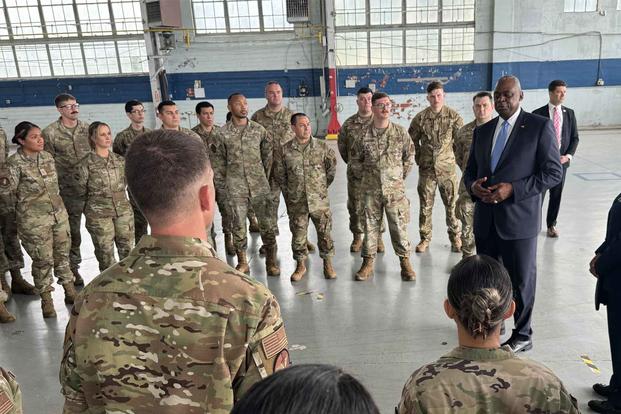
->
[77, 122, 134, 272]
[7, 121, 76, 318]
[397, 255, 580, 413]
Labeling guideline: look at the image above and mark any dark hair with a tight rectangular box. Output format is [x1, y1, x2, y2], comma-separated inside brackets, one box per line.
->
[226, 111, 232, 122]
[290, 112, 308, 125]
[231, 364, 380, 414]
[447, 255, 513, 339]
[125, 129, 211, 222]
[12, 121, 40, 145]
[548, 79, 567, 92]
[371, 92, 389, 104]
[473, 91, 493, 102]
[55, 93, 76, 107]
[157, 100, 176, 113]
[357, 87, 373, 96]
[228, 92, 244, 104]
[195, 101, 214, 115]
[125, 100, 143, 113]
[88, 121, 111, 150]
[426, 81, 444, 94]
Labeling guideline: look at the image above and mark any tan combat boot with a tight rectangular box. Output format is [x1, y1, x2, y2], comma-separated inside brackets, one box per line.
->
[350, 233, 363, 252]
[450, 237, 462, 253]
[290, 260, 306, 282]
[0, 273, 11, 299]
[71, 268, 85, 287]
[64, 283, 77, 304]
[265, 245, 281, 277]
[248, 216, 260, 233]
[323, 258, 336, 279]
[355, 257, 374, 281]
[236, 251, 250, 274]
[415, 240, 429, 253]
[0, 302, 15, 323]
[307, 240, 316, 253]
[224, 233, 235, 256]
[10, 269, 36, 295]
[377, 238, 385, 253]
[40, 292, 57, 318]
[400, 256, 417, 281]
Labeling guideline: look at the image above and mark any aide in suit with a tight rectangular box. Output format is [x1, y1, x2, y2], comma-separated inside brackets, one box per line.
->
[532, 80, 579, 238]
[588, 192, 621, 414]
[463, 75, 562, 353]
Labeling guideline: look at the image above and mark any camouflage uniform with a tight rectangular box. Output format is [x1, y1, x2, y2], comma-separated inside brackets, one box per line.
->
[453, 120, 477, 257]
[397, 346, 580, 413]
[274, 137, 336, 260]
[354, 122, 414, 257]
[7, 149, 73, 293]
[60, 235, 289, 413]
[113, 125, 151, 243]
[76, 151, 134, 272]
[0, 367, 22, 414]
[212, 120, 277, 251]
[409, 106, 463, 244]
[42, 118, 90, 271]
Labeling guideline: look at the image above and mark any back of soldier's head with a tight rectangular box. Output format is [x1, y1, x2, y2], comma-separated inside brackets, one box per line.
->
[231, 364, 380, 414]
[125, 129, 211, 224]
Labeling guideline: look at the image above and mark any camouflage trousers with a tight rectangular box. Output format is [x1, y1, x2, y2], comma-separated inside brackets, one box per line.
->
[0, 367, 22, 414]
[456, 190, 475, 257]
[362, 192, 411, 258]
[129, 196, 148, 244]
[60, 192, 85, 271]
[417, 171, 461, 242]
[347, 168, 385, 235]
[288, 206, 334, 260]
[0, 288, 6, 303]
[230, 193, 277, 251]
[0, 211, 24, 273]
[215, 189, 233, 234]
[85, 212, 135, 272]
[270, 179, 281, 236]
[18, 213, 73, 294]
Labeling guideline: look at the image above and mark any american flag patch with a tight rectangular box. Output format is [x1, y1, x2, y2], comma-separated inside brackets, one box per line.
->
[261, 325, 288, 359]
[0, 391, 14, 414]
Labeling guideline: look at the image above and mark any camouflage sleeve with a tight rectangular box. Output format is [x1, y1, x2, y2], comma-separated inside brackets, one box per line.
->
[233, 295, 288, 401]
[0, 128, 7, 163]
[74, 158, 89, 198]
[42, 127, 55, 157]
[112, 133, 126, 156]
[7, 159, 20, 196]
[211, 132, 227, 192]
[337, 123, 349, 163]
[325, 145, 337, 187]
[397, 376, 423, 414]
[250, 112, 258, 122]
[559, 383, 581, 413]
[408, 117, 421, 165]
[453, 113, 464, 142]
[260, 130, 273, 179]
[59, 299, 88, 413]
[453, 130, 465, 170]
[272, 144, 287, 198]
[402, 130, 415, 179]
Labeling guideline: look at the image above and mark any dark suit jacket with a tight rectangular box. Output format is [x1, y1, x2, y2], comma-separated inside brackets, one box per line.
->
[532, 104, 579, 164]
[595, 193, 621, 309]
[463, 109, 563, 240]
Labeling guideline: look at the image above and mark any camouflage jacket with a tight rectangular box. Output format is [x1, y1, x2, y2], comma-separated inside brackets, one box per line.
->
[113, 125, 151, 156]
[0, 127, 15, 214]
[453, 120, 477, 195]
[337, 112, 373, 177]
[354, 122, 414, 197]
[191, 124, 221, 155]
[60, 235, 289, 414]
[0, 367, 22, 414]
[212, 120, 272, 198]
[408, 106, 463, 175]
[7, 148, 67, 226]
[75, 151, 132, 218]
[251, 105, 295, 148]
[42, 118, 90, 196]
[397, 346, 580, 414]
[274, 137, 336, 212]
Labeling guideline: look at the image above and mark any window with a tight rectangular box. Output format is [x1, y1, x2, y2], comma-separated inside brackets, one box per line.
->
[193, 0, 294, 33]
[442, 0, 475, 22]
[111, 0, 143, 34]
[335, 32, 368, 66]
[49, 43, 85, 76]
[406, 29, 439, 63]
[193, 0, 227, 33]
[0, 10, 9, 40]
[83, 41, 118, 74]
[117, 39, 149, 73]
[15, 44, 52, 77]
[406, 0, 438, 24]
[76, 0, 113, 35]
[41, 0, 79, 37]
[262, 0, 293, 31]
[370, 0, 402, 25]
[228, 0, 261, 32]
[370, 30, 403, 65]
[441, 27, 474, 62]
[0, 46, 18, 78]
[5, 0, 44, 39]
[334, 0, 366, 26]
[564, 0, 597, 12]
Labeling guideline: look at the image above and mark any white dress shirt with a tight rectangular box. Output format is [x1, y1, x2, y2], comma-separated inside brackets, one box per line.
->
[490, 107, 521, 157]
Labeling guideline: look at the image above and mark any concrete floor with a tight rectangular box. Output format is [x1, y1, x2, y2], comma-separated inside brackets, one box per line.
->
[1, 129, 620, 413]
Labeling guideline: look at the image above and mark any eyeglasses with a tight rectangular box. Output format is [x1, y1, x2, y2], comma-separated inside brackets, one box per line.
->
[59, 103, 79, 110]
[372, 103, 392, 110]
[130, 110, 146, 114]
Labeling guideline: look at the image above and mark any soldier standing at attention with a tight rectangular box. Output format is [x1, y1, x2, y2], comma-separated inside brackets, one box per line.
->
[42, 93, 89, 286]
[274, 113, 337, 282]
[397, 255, 579, 413]
[409, 81, 463, 253]
[7, 122, 77, 318]
[337, 87, 385, 254]
[76, 122, 134, 272]
[213, 93, 280, 276]
[60, 129, 289, 413]
[353, 92, 416, 282]
[453, 92, 494, 259]
[113, 100, 151, 243]
[156, 100, 202, 140]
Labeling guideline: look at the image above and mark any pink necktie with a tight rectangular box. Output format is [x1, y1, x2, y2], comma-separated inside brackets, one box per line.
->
[553, 106, 561, 148]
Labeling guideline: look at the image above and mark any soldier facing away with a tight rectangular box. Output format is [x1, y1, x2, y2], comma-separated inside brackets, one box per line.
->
[453, 91, 495, 259]
[353, 92, 416, 282]
[274, 113, 337, 282]
[409, 81, 464, 253]
[60, 129, 290, 413]
[0, 367, 22, 414]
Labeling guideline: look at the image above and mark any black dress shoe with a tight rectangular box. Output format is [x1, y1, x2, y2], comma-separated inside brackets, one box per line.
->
[502, 337, 533, 353]
[594, 383, 617, 398]
[588, 399, 621, 413]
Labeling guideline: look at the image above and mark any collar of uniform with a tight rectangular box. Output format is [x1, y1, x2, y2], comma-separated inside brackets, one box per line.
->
[131, 234, 216, 258]
[291, 136, 315, 151]
[91, 150, 114, 164]
[56, 117, 86, 131]
[370, 122, 392, 137]
[16, 147, 39, 161]
[227, 119, 252, 133]
[427, 105, 449, 119]
[263, 105, 286, 118]
[355, 113, 372, 124]
[445, 345, 515, 361]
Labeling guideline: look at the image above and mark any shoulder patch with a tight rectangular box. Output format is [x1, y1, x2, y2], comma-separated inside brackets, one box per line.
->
[0, 391, 15, 414]
[274, 349, 290, 372]
[261, 325, 288, 359]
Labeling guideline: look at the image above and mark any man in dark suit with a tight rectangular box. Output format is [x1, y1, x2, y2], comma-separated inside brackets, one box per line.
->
[532, 80, 579, 238]
[464, 75, 563, 353]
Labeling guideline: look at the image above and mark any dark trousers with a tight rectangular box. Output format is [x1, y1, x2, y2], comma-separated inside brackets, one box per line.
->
[476, 227, 537, 340]
[608, 296, 621, 406]
[543, 164, 568, 228]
